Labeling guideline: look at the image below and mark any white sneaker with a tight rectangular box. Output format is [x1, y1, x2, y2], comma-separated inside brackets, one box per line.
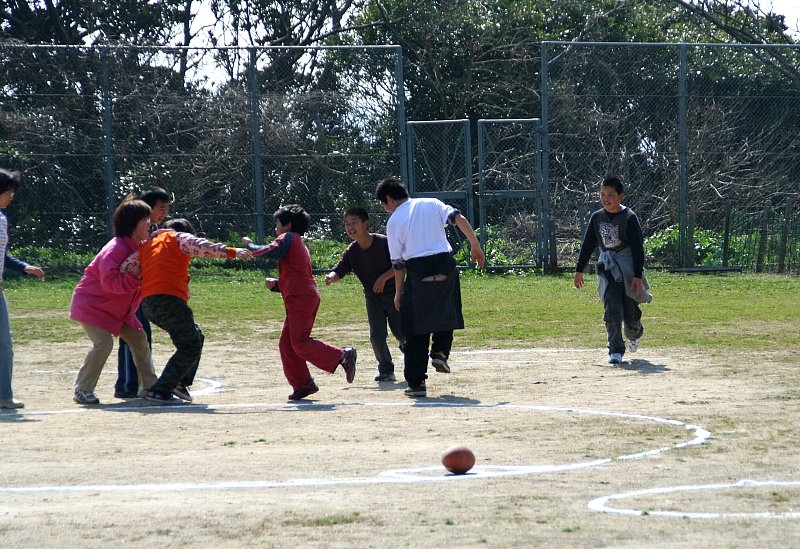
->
[628, 338, 640, 353]
[608, 353, 622, 364]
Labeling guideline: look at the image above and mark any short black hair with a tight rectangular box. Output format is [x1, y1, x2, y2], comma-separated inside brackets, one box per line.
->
[375, 177, 409, 204]
[0, 168, 22, 195]
[274, 204, 310, 236]
[140, 186, 172, 208]
[113, 198, 151, 237]
[163, 218, 195, 234]
[602, 176, 624, 195]
[344, 206, 369, 221]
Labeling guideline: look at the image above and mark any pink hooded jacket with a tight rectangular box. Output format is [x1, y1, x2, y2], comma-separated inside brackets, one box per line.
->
[69, 236, 143, 335]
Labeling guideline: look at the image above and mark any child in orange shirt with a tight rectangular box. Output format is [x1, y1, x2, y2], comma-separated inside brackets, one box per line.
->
[122, 218, 251, 404]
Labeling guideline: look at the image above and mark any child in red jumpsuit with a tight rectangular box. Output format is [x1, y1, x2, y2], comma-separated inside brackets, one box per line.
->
[243, 204, 356, 400]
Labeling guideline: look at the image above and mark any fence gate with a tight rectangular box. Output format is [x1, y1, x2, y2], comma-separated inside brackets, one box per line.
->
[477, 118, 555, 271]
[406, 120, 474, 227]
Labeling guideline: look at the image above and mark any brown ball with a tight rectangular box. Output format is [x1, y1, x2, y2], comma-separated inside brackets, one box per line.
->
[441, 445, 476, 474]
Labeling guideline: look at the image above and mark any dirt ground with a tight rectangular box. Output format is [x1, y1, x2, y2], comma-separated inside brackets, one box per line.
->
[2, 338, 800, 548]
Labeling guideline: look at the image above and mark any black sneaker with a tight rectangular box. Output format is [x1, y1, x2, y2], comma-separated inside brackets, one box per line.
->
[340, 348, 357, 383]
[404, 381, 427, 397]
[430, 351, 450, 373]
[374, 373, 397, 382]
[145, 391, 182, 405]
[288, 380, 319, 401]
[172, 384, 193, 402]
[114, 390, 138, 399]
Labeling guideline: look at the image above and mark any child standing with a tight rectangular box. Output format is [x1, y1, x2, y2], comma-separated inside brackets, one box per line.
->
[243, 204, 356, 401]
[122, 218, 251, 404]
[325, 207, 404, 383]
[70, 197, 157, 405]
[574, 176, 652, 364]
[115, 186, 172, 399]
[0, 169, 46, 409]
[376, 177, 484, 398]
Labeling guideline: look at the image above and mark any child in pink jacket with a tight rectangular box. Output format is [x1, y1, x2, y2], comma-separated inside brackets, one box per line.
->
[69, 197, 158, 405]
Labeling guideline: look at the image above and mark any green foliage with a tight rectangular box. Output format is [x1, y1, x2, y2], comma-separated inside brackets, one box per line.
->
[645, 223, 799, 270]
[5, 246, 96, 277]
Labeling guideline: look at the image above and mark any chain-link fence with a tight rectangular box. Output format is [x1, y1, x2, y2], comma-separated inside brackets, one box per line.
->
[2, 42, 800, 273]
[0, 44, 405, 252]
[541, 41, 800, 272]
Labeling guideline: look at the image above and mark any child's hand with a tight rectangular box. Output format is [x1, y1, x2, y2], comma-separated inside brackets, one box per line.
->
[265, 278, 278, 290]
[234, 248, 252, 259]
[372, 278, 386, 293]
[324, 272, 339, 285]
[241, 237, 253, 246]
[24, 265, 45, 280]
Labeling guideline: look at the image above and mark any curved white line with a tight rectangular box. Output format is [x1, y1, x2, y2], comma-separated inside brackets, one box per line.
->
[588, 479, 800, 518]
[1, 402, 709, 494]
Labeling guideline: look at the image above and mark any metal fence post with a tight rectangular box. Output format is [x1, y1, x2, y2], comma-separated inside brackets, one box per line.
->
[477, 120, 487, 249]
[756, 202, 771, 272]
[249, 48, 265, 243]
[395, 47, 409, 185]
[101, 47, 115, 236]
[778, 199, 793, 273]
[539, 43, 552, 272]
[678, 44, 689, 268]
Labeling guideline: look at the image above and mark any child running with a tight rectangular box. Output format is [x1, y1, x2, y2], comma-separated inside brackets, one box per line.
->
[325, 207, 404, 383]
[121, 218, 251, 404]
[243, 204, 356, 401]
[574, 175, 653, 364]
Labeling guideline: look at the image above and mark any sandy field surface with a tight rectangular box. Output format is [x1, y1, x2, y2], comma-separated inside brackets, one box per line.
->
[2, 339, 800, 548]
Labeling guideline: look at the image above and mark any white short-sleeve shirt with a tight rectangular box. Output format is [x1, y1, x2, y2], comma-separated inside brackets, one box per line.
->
[386, 198, 457, 261]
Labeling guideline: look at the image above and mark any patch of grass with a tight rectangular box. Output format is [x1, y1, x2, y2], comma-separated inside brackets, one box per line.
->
[5, 272, 800, 352]
[772, 491, 790, 503]
[284, 512, 364, 527]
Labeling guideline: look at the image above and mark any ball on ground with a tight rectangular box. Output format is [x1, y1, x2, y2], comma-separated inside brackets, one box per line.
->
[441, 445, 475, 474]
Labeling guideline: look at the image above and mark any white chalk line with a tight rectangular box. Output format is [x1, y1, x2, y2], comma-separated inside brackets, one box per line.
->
[0, 402, 709, 494]
[588, 479, 800, 519]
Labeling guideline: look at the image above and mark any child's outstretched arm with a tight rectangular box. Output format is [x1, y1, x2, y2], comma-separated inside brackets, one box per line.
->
[176, 232, 251, 259]
[242, 235, 292, 260]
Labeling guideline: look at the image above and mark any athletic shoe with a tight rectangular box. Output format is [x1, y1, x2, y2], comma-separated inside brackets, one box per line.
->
[144, 391, 182, 405]
[0, 398, 24, 409]
[288, 380, 319, 401]
[628, 338, 641, 353]
[430, 351, 450, 373]
[73, 390, 100, 405]
[114, 390, 138, 399]
[608, 353, 623, 364]
[374, 373, 397, 382]
[340, 348, 357, 383]
[172, 384, 193, 402]
[404, 381, 427, 397]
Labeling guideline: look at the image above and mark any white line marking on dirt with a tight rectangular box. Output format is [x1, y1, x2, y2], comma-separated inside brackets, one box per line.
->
[588, 479, 800, 519]
[0, 402, 709, 494]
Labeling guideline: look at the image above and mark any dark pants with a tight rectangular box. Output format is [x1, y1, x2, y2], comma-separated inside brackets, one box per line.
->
[365, 292, 404, 376]
[599, 269, 644, 356]
[115, 307, 151, 394]
[141, 294, 204, 396]
[404, 331, 453, 388]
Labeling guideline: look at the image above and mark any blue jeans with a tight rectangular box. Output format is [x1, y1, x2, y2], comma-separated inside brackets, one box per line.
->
[115, 307, 151, 394]
[0, 293, 14, 400]
[365, 292, 404, 376]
